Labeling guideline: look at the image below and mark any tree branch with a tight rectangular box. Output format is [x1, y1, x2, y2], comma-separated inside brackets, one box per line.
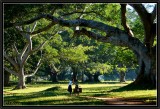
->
[31, 22, 56, 35]
[25, 51, 42, 77]
[129, 4, 150, 22]
[4, 51, 19, 71]
[20, 43, 29, 60]
[75, 28, 147, 56]
[13, 43, 19, 55]
[120, 4, 134, 37]
[32, 41, 47, 52]
[151, 4, 157, 23]
[4, 66, 18, 76]
[129, 4, 153, 49]
[32, 32, 58, 52]
[7, 13, 117, 35]
[31, 21, 37, 33]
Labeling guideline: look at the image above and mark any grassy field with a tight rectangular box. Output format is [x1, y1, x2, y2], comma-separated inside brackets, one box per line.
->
[3, 81, 157, 106]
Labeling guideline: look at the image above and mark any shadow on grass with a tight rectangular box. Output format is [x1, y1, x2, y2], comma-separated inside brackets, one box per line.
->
[4, 86, 68, 101]
[4, 86, 106, 106]
[109, 82, 156, 92]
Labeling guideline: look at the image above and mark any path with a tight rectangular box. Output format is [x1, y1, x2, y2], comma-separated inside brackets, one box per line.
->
[85, 96, 156, 105]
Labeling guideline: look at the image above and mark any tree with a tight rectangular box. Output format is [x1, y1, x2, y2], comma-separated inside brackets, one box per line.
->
[4, 3, 157, 88]
[4, 22, 58, 89]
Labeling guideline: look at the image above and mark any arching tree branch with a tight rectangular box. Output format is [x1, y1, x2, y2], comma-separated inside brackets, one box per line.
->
[120, 4, 134, 37]
[129, 4, 155, 49]
[5, 13, 115, 34]
[151, 4, 157, 23]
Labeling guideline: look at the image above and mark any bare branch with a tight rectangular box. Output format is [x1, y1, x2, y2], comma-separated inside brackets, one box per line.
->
[21, 47, 31, 67]
[32, 41, 47, 52]
[32, 31, 58, 52]
[4, 51, 19, 71]
[120, 4, 134, 37]
[25, 51, 42, 77]
[16, 22, 56, 36]
[20, 43, 29, 60]
[21, 36, 32, 66]
[4, 66, 18, 76]
[13, 43, 19, 55]
[31, 22, 37, 33]
[151, 4, 157, 23]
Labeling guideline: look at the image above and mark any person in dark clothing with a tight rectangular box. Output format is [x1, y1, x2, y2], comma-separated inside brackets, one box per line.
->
[67, 79, 73, 95]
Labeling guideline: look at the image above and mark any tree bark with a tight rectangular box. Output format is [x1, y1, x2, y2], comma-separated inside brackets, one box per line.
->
[81, 71, 84, 82]
[94, 72, 100, 82]
[14, 67, 26, 89]
[72, 67, 78, 82]
[85, 72, 93, 82]
[50, 71, 58, 82]
[4, 71, 11, 86]
[119, 71, 126, 82]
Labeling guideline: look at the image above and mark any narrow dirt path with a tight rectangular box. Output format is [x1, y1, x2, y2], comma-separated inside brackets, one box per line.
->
[85, 96, 156, 105]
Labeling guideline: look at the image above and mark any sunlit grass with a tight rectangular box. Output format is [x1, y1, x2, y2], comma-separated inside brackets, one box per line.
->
[3, 81, 157, 105]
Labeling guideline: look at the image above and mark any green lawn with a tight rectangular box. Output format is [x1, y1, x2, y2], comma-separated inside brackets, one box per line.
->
[3, 81, 157, 106]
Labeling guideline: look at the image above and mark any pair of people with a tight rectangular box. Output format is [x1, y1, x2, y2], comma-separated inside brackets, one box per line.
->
[67, 79, 79, 95]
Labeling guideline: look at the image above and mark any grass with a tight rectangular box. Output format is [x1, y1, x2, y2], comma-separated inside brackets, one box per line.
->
[3, 81, 157, 106]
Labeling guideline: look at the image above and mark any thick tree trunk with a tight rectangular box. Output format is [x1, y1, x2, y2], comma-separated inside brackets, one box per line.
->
[133, 50, 156, 88]
[119, 71, 126, 82]
[14, 67, 26, 89]
[4, 71, 11, 86]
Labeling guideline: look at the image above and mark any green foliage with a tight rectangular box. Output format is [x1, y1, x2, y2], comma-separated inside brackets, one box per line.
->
[116, 66, 127, 72]
[60, 44, 90, 64]
[87, 62, 112, 74]
[4, 3, 144, 83]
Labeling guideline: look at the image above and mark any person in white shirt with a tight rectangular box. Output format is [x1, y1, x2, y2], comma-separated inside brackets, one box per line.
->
[67, 79, 74, 95]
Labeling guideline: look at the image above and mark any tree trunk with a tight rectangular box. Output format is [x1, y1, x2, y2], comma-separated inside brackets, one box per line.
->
[81, 71, 84, 82]
[119, 71, 126, 82]
[85, 72, 93, 82]
[72, 67, 78, 82]
[14, 67, 26, 89]
[94, 72, 100, 82]
[4, 71, 11, 86]
[50, 71, 58, 82]
[132, 49, 156, 88]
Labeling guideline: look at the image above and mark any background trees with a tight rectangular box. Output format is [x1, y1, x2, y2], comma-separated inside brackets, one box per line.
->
[4, 3, 157, 89]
